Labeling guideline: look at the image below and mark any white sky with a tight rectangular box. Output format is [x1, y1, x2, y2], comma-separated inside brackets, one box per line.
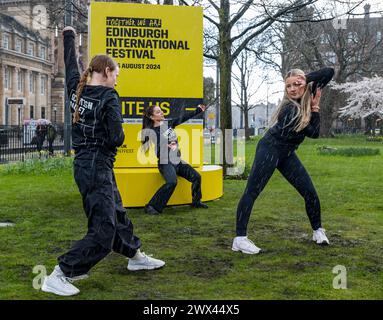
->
[203, 0, 383, 105]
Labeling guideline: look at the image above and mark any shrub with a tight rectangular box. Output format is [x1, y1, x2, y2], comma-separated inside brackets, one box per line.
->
[317, 146, 380, 157]
[0, 156, 73, 175]
[366, 136, 383, 143]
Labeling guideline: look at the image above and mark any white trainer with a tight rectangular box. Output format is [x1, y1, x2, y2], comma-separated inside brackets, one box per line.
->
[127, 250, 165, 271]
[41, 265, 80, 296]
[313, 228, 330, 245]
[232, 236, 261, 254]
[67, 273, 89, 282]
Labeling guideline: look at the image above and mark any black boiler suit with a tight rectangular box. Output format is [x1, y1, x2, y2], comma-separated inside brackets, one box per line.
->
[58, 30, 141, 278]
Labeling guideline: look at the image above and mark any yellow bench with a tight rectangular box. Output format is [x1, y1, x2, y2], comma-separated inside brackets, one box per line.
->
[114, 165, 223, 207]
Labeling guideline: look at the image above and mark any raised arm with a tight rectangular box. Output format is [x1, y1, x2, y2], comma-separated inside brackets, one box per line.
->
[63, 27, 80, 97]
[306, 67, 335, 95]
[103, 91, 125, 148]
[168, 104, 205, 128]
[303, 87, 322, 138]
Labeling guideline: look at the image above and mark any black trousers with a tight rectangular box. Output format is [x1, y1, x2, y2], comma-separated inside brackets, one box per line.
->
[58, 157, 141, 278]
[36, 135, 45, 153]
[236, 136, 322, 236]
[48, 139, 54, 155]
[148, 161, 202, 212]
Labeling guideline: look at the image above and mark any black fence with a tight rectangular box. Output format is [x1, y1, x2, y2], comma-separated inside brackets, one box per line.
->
[0, 124, 65, 163]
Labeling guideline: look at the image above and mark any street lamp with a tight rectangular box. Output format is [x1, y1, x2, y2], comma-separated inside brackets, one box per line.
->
[53, 105, 57, 123]
[215, 60, 220, 130]
[266, 83, 269, 126]
[63, 0, 73, 156]
[18, 105, 22, 126]
[265, 82, 282, 127]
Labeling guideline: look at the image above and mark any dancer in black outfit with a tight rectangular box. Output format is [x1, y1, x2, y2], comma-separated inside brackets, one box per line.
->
[42, 27, 165, 296]
[232, 67, 334, 254]
[141, 104, 208, 214]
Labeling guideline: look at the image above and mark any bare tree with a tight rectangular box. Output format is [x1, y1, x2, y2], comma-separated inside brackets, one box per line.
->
[232, 49, 265, 140]
[179, 0, 354, 172]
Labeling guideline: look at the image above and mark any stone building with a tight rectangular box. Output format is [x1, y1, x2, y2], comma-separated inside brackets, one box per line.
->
[0, 0, 88, 126]
[0, 12, 52, 125]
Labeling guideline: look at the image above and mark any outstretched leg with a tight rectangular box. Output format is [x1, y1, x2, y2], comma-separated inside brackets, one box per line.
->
[147, 164, 178, 213]
[176, 161, 203, 206]
[236, 139, 280, 236]
[277, 151, 322, 230]
[58, 159, 117, 278]
[111, 171, 141, 258]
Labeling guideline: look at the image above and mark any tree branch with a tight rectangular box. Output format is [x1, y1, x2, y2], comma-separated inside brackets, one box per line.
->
[228, 0, 254, 29]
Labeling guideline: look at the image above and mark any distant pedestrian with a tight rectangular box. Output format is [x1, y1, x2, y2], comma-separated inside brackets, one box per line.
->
[47, 124, 57, 156]
[35, 124, 46, 156]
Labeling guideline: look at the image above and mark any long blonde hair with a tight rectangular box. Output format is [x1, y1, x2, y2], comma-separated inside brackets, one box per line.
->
[270, 69, 313, 132]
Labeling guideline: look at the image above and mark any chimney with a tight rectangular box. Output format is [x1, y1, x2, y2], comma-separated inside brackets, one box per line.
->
[364, 4, 371, 19]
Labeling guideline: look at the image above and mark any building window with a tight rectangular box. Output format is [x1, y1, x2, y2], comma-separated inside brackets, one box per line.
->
[29, 73, 35, 93]
[15, 38, 22, 53]
[377, 31, 382, 44]
[347, 32, 358, 44]
[324, 51, 337, 64]
[30, 105, 34, 119]
[17, 70, 24, 92]
[2, 34, 10, 49]
[27, 42, 34, 56]
[41, 107, 46, 119]
[319, 34, 329, 44]
[4, 67, 11, 89]
[40, 46, 46, 60]
[41, 75, 46, 95]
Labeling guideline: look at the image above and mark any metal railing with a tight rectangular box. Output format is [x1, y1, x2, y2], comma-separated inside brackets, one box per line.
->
[0, 124, 65, 163]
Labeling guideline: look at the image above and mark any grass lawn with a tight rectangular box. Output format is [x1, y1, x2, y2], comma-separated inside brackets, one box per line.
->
[0, 135, 382, 300]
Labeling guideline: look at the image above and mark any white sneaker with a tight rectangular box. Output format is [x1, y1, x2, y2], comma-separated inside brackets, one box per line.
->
[232, 236, 261, 254]
[313, 228, 330, 245]
[67, 273, 89, 282]
[41, 265, 80, 296]
[127, 250, 165, 271]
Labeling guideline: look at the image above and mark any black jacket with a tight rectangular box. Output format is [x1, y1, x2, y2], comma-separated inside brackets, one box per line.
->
[64, 30, 124, 160]
[307, 67, 335, 96]
[264, 67, 334, 149]
[151, 107, 203, 163]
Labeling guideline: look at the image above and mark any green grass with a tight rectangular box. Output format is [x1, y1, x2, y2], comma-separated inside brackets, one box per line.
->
[0, 135, 382, 300]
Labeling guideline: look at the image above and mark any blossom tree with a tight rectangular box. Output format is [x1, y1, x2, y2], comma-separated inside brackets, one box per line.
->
[332, 77, 383, 119]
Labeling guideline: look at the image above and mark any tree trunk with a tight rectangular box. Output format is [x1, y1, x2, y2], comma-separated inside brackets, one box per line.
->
[219, 0, 232, 174]
[320, 87, 347, 137]
[244, 108, 250, 140]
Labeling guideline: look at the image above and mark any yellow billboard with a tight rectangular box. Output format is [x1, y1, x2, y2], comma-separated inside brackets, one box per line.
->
[89, 2, 203, 168]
